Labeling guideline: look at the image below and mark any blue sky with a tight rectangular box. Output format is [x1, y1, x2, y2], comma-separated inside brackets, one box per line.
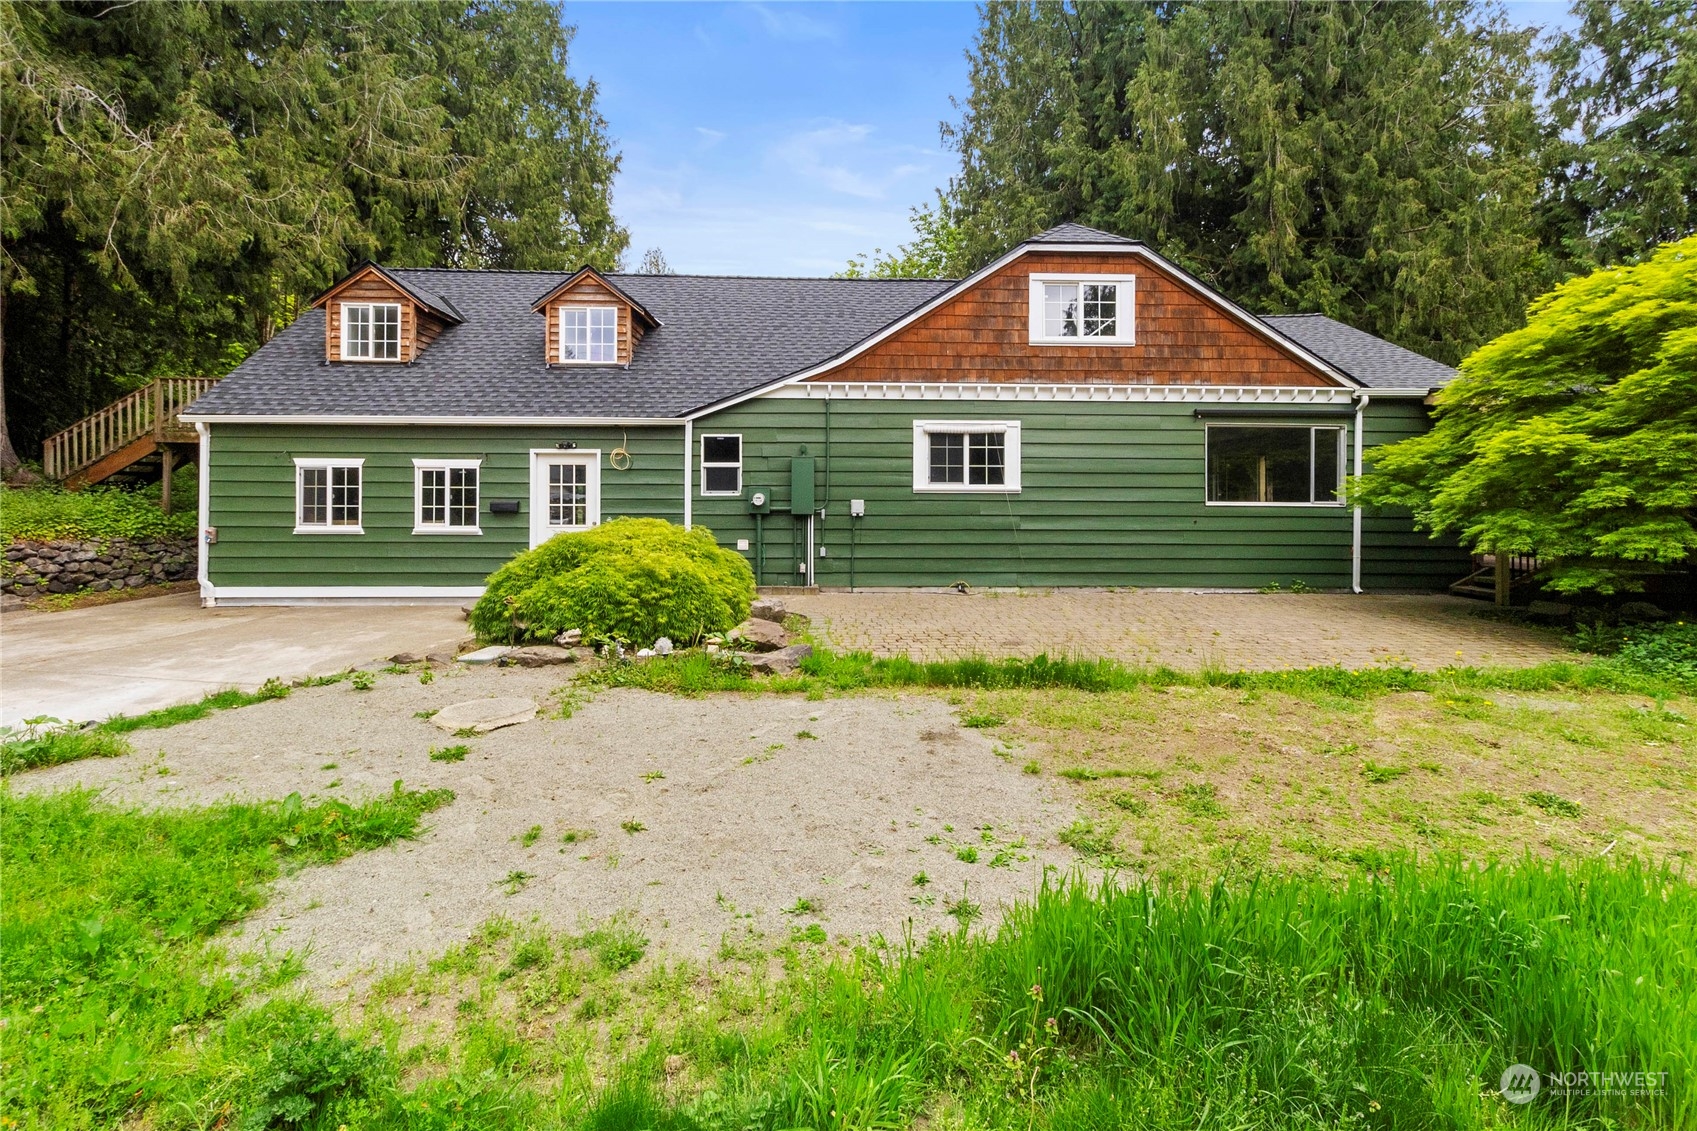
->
[565, 1, 1580, 277]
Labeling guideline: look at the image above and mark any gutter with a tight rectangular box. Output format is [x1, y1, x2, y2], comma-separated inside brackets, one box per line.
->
[196, 422, 214, 607]
[1351, 392, 1370, 594]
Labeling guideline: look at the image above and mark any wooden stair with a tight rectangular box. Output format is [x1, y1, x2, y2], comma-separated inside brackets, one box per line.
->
[1450, 551, 1540, 605]
[41, 378, 219, 505]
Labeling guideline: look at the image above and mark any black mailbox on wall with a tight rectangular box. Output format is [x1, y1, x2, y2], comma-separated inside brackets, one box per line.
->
[488, 500, 521, 515]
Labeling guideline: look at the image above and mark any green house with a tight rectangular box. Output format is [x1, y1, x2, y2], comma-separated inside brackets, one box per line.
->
[181, 223, 1466, 604]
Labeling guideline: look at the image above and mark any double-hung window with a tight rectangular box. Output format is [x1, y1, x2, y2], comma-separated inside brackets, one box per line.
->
[1205, 425, 1345, 505]
[700, 434, 742, 496]
[295, 459, 364, 533]
[414, 459, 482, 534]
[1028, 274, 1136, 344]
[912, 420, 1022, 493]
[341, 303, 401, 360]
[560, 306, 618, 362]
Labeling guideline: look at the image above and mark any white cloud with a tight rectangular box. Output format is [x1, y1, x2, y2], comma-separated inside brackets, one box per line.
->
[744, 3, 839, 42]
[693, 126, 728, 149]
[768, 121, 935, 201]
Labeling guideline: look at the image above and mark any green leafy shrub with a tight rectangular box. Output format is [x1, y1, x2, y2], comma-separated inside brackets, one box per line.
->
[0, 485, 195, 543]
[1614, 622, 1697, 688]
[470, 517, 753, 646]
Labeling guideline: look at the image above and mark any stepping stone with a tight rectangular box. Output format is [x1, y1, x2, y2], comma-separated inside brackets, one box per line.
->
[431, 697, 537, 734]
[457, 645, 512, 665]
[501, 645, 580, 667]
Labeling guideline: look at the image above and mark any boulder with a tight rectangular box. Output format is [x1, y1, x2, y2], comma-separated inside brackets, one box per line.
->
[750, 643, 813, 674]
[425, 651, 458, 665]
[501, 645, 579, 667]
[554, 628, 582, 646]
[731, 618, 789, 652]
[430, 697, 538, 734]
[457, 645, 513, 665]
[750, 597, 787, 624]
[1618, 601, 1668, 623]
[1526, 600, 1573, 620]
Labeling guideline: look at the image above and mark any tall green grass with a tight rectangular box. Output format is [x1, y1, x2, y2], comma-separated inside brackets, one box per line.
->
[0, 783, 452, 1128]
[3, 790, 1688, 1130]
[586, 645, 1694, 700]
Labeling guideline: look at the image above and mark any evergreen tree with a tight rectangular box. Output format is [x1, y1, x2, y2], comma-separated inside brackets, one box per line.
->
[0, 0, 626, 466]
[1542, 0, 1697, 269]
[908, 1, 1551, 364]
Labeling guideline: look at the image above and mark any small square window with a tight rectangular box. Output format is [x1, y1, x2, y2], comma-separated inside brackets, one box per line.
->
[701, 434, 742, 496]
[296, 460, 363, 532]
[415, 461, 481, 533]
[341, 303, 400, 360]
[561, 306, 618, 363]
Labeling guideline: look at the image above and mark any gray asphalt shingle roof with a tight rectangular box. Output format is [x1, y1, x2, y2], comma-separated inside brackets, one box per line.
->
[1260, 314, 1456, 389]
[188, 271, 954, 419]
[186, 225, 1453, 420]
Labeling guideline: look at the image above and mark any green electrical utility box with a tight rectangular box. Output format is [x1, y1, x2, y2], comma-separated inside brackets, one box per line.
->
[789, 457, 816, 514]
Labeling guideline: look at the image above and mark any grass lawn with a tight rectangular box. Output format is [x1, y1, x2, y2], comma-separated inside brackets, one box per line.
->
[2, 647, 1692, 1129]
[958, 682, 1696, 875]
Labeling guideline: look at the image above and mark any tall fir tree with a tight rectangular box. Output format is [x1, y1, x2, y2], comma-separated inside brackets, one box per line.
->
[891, 1, 1552, 365]
[0, 0, 626, 466]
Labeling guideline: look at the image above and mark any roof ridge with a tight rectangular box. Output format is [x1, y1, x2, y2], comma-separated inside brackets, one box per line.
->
[390, 266, 958, 283]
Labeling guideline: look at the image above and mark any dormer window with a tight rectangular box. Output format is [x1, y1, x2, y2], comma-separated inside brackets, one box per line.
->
[561, 306, 618, 363]
[1028, 274, 1135, 345]
[342, 302, 401, 360]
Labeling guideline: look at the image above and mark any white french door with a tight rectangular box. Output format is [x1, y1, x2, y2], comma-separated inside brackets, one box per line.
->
[529, 450, 600, 547]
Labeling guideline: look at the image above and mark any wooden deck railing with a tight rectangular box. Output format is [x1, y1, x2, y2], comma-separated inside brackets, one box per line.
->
[41, 377, 219, 480]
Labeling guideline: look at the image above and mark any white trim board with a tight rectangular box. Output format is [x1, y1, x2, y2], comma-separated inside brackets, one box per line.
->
[768, 383, 1360, 404]
[206, 585, 484, 607]
[180, 414, 680, 426]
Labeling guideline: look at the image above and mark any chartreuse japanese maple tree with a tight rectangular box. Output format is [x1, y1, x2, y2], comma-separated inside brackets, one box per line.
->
[1354, 237, 1697, 594]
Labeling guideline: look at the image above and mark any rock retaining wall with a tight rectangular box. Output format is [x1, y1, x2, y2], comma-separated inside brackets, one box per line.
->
[2, 537, 196, 596]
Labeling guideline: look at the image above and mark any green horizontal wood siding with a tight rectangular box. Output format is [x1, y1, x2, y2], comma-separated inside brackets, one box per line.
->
[1359, 399, 1472, 589]
[692, 398, 1460, 590]
[206, 424, 683, 588]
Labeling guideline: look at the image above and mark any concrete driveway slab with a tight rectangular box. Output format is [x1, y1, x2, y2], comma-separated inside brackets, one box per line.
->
[0, 593, 467, 725]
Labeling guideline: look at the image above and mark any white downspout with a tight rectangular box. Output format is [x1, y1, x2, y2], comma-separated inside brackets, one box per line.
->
[1351, 393, 1370, 594]
[682, 419, 693, 530]
[196, 422, 214, 607]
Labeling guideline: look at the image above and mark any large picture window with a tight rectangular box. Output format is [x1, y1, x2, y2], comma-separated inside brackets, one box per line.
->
[700, 434, 742, 496]
[1028, 274, 1135, 344]
[341, 303, 400, 360]
[1206, 425, 1344, 505]
[560, 306, 618, 362]
[912, 420, 1022, 493]
[295, 459, 364, 533]
[414, 459, 481, 534]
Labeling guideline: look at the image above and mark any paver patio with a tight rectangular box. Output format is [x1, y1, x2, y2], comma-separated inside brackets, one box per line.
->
[787, 590, 1569, 670]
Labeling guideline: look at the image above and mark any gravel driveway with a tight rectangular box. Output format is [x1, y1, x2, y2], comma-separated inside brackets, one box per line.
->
[14, 664, 1074, 996]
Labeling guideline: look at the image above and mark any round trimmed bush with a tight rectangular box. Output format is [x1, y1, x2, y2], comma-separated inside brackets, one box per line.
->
[470, 517, 754, 646]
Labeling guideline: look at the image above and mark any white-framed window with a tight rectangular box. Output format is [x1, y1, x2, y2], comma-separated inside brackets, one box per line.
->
[912, 420, 1022, 493]
[294, 458, 364, 533]
[413, 459, 482, 534]
[1205, 424, 1345, 506]
[559, 305, 618, 363]
[700, 434, 742, 496]
[1027, 274, 1136, 345]
[341, 303, 401, 360]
